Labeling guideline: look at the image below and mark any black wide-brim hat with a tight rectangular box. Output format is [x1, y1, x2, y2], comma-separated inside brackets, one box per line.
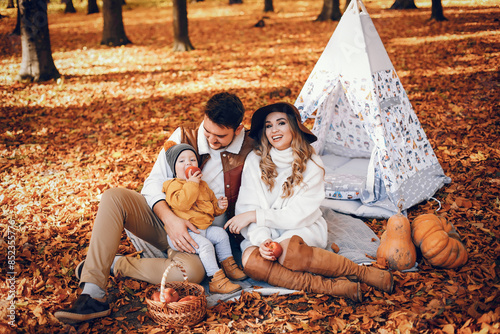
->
[249, 102, 317, 144]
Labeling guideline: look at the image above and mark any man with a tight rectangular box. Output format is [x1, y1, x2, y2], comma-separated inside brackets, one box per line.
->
[54, 92, 254, 324]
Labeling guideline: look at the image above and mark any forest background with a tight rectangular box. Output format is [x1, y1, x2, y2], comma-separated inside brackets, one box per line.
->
[0, 0, 499, 332]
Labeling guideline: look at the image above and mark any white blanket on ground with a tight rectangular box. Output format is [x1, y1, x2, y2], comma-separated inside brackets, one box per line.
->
[127, 208, 421, 306]
[322, 206, 380, 265]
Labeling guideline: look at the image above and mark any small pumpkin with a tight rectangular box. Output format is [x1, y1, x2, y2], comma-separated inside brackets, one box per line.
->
[411, 214, 467, 269]
[376, 212, 417, 271]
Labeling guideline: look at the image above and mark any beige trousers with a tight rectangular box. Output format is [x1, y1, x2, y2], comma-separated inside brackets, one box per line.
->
[80, 187, 205, 290]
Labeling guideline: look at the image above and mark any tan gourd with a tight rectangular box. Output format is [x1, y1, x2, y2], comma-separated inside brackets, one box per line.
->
[376, 212, 417, 271]
[412, 214, 467, 269]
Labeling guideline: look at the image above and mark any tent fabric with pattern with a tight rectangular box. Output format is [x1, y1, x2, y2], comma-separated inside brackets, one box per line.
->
[295, 0, 450, 218]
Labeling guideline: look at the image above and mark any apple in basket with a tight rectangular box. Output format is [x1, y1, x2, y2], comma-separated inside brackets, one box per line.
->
[185, 166, 201, 178]
[268, 241, 283, 259]
[178, 295, 197, 303]
[151, 288, 179, 303]
[151, 291, 161, 302]
[162, 288, 180, 303]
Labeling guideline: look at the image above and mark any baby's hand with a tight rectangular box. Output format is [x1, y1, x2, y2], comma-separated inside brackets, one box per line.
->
[218, 196, 228, 210]
[186, 169, 202, 184]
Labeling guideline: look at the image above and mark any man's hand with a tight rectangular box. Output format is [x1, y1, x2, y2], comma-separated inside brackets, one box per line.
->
[154, 201, 199, 253]
[164, 216, 200, 253]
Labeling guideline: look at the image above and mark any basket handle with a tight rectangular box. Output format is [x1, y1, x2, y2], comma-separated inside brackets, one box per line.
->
[160, 262, 188, 303]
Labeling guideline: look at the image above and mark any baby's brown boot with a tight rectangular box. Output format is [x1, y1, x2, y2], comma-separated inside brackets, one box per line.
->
[221, 256, 248, 281]
[209, 269, 242, 294]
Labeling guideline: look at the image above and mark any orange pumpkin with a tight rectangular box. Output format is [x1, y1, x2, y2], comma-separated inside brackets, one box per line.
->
[411, 214, 467, 269]
[376, 213, 417, 271]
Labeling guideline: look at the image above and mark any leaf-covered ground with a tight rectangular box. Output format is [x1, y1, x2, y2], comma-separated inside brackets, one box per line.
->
[0, 0, 499, 332]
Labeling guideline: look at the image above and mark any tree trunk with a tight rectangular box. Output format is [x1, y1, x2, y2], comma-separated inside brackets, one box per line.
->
[7, 0, 15, 8]
[264, 0, 273, 12]
[87, 0, 99, 14]
[17, 0, 60, 82]
[12, 0, 21, 35]
[64, 0, 76, 13]
[390, 0, 417, 10]
[316, 0, 341, 21]
[430, 0, 447, 21]
[101, 0, 130, 46]
[172, 0, 194, 52]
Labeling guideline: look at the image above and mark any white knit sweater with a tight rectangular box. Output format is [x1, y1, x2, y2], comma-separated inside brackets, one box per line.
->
[236, 147, 328, 250]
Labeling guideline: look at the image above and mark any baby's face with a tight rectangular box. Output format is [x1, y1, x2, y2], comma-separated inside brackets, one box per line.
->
[175, 150, 198, 179]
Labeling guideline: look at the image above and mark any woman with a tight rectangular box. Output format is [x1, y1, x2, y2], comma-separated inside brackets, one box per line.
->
[225, 102, 393, 302]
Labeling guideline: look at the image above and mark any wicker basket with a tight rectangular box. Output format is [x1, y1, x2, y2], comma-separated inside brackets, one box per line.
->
[146, 262, 207, 328]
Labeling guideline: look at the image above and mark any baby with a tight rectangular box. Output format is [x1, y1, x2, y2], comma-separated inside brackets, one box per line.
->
[162, 141, 247, 294]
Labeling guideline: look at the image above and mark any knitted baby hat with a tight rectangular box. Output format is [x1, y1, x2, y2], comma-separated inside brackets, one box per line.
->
[164, 140, 198, 177]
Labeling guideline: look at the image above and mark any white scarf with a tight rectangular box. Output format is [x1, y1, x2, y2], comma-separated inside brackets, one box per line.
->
[270, 147, 294, 170]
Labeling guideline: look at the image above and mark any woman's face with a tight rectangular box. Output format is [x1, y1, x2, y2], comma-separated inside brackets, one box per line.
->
[264, 112, 293, 151]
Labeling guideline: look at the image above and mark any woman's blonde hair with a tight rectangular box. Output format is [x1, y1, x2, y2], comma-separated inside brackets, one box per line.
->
[255, 112, 324, 198]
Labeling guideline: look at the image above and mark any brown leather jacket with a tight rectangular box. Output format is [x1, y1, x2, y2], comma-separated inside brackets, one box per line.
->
[178, 122, 255, 218]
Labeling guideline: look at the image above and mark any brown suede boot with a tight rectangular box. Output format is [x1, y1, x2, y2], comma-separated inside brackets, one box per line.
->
[244, 248, 362, 302]
[209, 269, 242, 294]
[282, 235, 394, 294]
[221, 256, 248, 281]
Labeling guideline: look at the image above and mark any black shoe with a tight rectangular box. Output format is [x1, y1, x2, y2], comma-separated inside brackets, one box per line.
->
[54, 294, 110, 324]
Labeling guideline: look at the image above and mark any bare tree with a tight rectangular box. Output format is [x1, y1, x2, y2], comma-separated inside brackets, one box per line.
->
[316, 0, 341, 21]
[264, 0, 273, 12]
[101, 0, 130, 46]
[12, 0, 21, 35]
[390, 0, 417, 10]
[172, 0, 194, 51]
[88, 0, 99, 14]
[430, 0, 447, 21]
[17, 0, 60, 82]
[63, 0, 76, 13]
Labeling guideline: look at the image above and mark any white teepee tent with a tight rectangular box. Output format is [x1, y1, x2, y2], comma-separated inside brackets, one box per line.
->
[295, 0, 450, 218]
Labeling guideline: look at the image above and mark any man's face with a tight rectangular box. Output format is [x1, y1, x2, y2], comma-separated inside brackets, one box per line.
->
[203, 116, 241, 150]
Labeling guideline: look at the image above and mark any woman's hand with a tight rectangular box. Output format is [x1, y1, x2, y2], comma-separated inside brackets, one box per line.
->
[259, 239, 277, 261]
[224, 211, 256, 234]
